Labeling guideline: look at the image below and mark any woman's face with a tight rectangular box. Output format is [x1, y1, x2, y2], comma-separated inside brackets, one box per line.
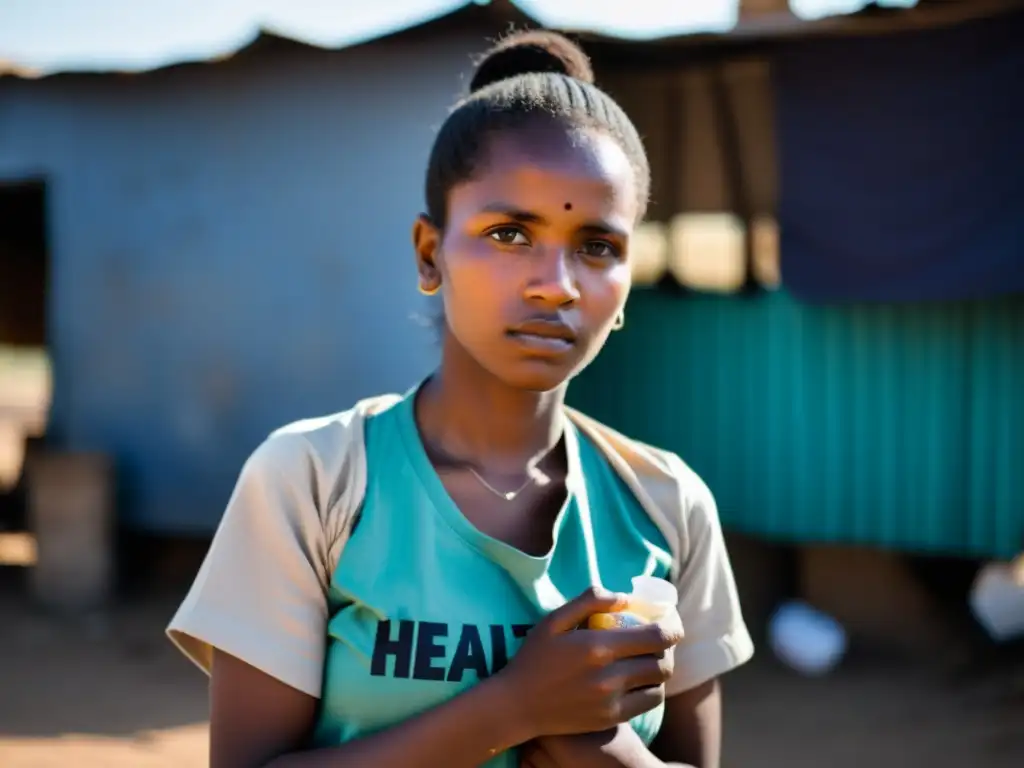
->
[414, 124, 638, 392]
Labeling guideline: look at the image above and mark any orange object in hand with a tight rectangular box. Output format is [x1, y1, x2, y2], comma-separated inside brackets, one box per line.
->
[587, 611, 648, 630]
[586, 576, 680, 631]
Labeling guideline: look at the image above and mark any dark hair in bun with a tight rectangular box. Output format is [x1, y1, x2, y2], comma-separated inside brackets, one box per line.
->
[424, 30, 649, 227]
[468, 30, 594, 92]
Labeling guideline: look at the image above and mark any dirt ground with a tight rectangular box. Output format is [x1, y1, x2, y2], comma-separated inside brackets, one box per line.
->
[1, 578, 1022, 768]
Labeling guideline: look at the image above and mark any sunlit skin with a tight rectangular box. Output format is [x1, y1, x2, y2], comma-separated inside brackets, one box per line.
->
[413, 122, 637, 395]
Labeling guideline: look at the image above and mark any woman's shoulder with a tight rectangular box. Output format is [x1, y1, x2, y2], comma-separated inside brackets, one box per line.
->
[254, 393, 404, 468]
[565, 407, 711, 502]
[565, 408, 717, 562]
[235, 393, 405, 533]
[267, 393, 403, 443]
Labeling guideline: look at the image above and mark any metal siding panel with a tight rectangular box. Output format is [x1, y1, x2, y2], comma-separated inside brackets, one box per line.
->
[966, 298, 1024, 554]
[4, 36, 485, 533]
[569, 290, 1023, 559]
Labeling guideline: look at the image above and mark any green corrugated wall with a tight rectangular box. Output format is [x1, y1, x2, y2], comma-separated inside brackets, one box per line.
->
[569, 290, 1024, 559]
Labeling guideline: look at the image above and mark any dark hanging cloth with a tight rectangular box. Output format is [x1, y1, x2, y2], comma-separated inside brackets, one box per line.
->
[774, 10, 1024, 303]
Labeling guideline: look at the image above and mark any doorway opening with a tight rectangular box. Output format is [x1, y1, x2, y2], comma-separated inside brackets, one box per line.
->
[0, 178, 51, 559]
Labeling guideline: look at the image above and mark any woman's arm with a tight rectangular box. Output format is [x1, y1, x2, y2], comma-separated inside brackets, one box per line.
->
[210, 650, 528, 768]
[650, 678, 721, 767]
[520, 678, 721, 768]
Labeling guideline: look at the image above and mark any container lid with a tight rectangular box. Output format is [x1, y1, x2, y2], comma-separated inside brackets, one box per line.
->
[631, 575, 678, 609]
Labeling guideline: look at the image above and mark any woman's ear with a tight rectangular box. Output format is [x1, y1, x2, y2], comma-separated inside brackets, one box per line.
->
[413, 214, 442, 295]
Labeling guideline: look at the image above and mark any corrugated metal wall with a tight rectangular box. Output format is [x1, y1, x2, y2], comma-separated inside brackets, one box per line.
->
[569, 289, 1024, 559]
[0, 35, 487, 533]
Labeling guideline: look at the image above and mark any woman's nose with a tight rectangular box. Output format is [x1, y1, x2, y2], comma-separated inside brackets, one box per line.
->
[524, 249, 580, 307]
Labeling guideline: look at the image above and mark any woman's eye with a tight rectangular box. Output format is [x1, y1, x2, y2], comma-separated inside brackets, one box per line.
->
[488, 226, 529, 246]
[580, 240, 620, 260]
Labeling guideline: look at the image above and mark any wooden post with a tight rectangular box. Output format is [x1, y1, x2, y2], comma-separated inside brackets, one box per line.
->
[739, 0, 791, 16]
[27, 451, 114, 613]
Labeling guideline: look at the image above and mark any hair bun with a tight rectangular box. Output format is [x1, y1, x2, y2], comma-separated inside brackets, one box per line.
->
[469, 30, 594, 94]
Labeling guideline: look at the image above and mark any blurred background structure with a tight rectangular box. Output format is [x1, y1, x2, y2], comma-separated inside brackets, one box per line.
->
[1, 1, 1022, 766]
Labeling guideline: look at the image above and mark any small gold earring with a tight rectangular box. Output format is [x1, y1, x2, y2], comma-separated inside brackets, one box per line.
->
[612, 312, 625, 331]
[418, 282, 440, 297]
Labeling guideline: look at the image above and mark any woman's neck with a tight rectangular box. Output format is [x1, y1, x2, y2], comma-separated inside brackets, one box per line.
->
[415, 338, 567, 473]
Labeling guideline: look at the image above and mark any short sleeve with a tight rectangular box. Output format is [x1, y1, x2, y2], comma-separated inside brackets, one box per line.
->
[166, 432, 331, 698]
[664, 458, 754, 696]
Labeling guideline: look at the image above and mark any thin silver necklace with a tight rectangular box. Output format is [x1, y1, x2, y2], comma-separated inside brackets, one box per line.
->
[466, 466, 535, 501]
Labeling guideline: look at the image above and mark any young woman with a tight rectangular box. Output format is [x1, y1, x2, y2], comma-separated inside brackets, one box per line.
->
[169, 30, 753, 768]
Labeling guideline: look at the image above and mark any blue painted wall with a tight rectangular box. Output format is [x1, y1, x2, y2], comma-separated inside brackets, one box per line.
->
[0, 36, 482, 532]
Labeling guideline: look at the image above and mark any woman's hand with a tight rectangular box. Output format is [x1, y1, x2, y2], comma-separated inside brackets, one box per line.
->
[498, 587, 682, 740]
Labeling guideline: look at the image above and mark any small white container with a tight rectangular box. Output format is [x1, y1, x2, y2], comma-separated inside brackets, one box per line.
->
[588, 576, 680, 630]
[970, 558, 1024, 642]
[629, 575, 681, 621]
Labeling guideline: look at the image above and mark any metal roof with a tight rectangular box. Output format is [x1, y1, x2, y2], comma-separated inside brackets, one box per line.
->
[1, 0, 1016, 79]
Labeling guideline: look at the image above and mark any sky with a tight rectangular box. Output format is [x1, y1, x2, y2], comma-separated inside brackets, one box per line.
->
[0, 0, 918, 74]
